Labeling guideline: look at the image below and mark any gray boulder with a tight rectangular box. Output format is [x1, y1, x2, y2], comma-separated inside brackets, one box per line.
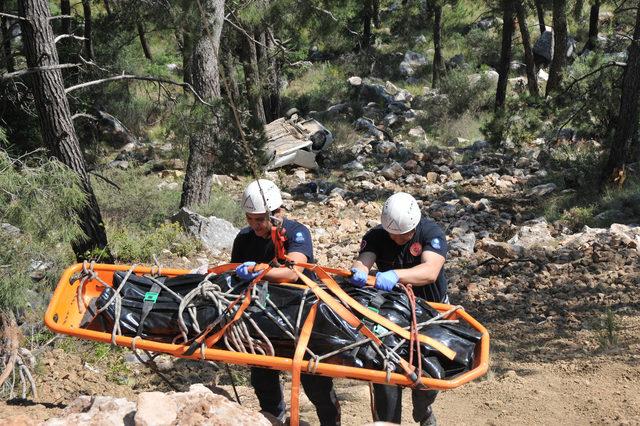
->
[400, 51, 428, 77]
[449, 232, 476, 254]
[354, 117, 385, 140]
[526, 183, 557, 198]
[1, 222, 21, 237]
[533, 30, 576, 62]
[508, 218, 557, 249]
[381, 162, 405, 180]
[171, 208, 239, 255]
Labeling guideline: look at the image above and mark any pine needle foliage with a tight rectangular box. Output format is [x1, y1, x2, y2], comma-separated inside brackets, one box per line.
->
[0, 150, 85, 311]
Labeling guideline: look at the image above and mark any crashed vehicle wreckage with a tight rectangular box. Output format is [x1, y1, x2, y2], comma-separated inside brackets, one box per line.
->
[45, 258, 489, 425]
[263, 109, 333, 170]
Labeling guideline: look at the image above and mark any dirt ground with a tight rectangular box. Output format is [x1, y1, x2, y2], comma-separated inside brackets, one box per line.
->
[2, 315, 639, 425]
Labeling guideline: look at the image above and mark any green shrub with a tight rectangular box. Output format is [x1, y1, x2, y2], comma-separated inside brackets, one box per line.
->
[465, 28, 501, 68]
[108, 222, 202, 263]
[282, 63, 348, 114]
[600, 178, 640, 223]
[482, 96, 546, 146]
[553, 53, 623, 139]
[438, 69, 493, 116]
[93, 167, 182, 231]
[0, 151, 84, 311]
[195, 188, 245, 228]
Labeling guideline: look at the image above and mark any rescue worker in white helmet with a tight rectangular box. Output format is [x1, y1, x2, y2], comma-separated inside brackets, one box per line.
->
[231, 179, 341, 425]
[347, 191, 448, 426]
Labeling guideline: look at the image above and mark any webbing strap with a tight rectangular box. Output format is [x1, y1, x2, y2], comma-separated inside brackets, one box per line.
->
[136, 282, 162, 337]
[293, 269, 382, 345]
[312, 265, 457, 361]
[294, 269, 421, 387]
[290, 302, 319, 426]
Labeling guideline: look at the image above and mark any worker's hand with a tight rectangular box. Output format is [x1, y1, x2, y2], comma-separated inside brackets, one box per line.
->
[348, 267, 368, 287]
[375, 270, 398, 292]
[235, 262, 261, 281]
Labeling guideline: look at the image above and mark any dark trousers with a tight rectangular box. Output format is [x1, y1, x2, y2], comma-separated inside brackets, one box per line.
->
[372, 383, 438, 424]
[250, 367, 341, 425]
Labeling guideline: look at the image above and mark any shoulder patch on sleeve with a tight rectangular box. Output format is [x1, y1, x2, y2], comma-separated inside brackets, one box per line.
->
[294, 231, 305, 243]
[430, 238, 442, 250]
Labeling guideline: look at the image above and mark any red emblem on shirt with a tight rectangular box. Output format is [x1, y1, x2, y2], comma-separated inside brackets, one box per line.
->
[409, 242, 422, 256]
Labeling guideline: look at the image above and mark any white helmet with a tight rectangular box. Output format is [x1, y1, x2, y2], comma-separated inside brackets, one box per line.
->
[241, 179, 283, 214]
[381, 192, 421, 234]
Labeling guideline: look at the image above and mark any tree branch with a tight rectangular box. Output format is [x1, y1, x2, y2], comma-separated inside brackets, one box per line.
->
[64, 73, 214, 106]
[48, 14, 72, 20]
[309, 4, 359, 36]
[0, 312, 19, 388]
[0, 12, 26, 21]
[0, 63, 82, 81]
[54, 34, 87, 43]
[224, 13, 268, 48]
[71, 112, 99, 121]
[89, 171, 121, 190]
[553, 61, 626, 100]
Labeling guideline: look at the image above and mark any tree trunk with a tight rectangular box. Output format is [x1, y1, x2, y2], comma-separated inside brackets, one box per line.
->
[82, 0, 94, 60]
[432, 4, 445, 88]
[373, 0, 381, 28]
[178, 28, 193, 86]
[261, 27, 280, 121]
[573, 0, 584, 21]
[103, 0, 112, 15]
[60, 0, 70, 35]
[180, 0, 225, 209]
[239, 29, 266, 125]
[534, 0, 546, 34]
[583, 0, 600, 52]
[496, 1, 515, 110]
[0, 0, 14, 73]
[221, 50, 240, 105]
[18, 0, 109, 259]
[546, 0, 567, 96]
[516, 0, 539, 97]
[362, 0, 373, 50]
[603, 5, 640, 183]
[136, 21, 153, 60]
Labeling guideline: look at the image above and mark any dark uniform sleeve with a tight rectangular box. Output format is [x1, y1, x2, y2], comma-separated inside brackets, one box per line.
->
[358, 228, 380, 256]
[286, 223, 313, 261]
[420, 224, 448, 259]
[230, 234, 243, 263]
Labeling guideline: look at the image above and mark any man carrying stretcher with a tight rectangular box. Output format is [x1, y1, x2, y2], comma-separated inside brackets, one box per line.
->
[231, 179, 341, 425]
[348, 192, 448, 426]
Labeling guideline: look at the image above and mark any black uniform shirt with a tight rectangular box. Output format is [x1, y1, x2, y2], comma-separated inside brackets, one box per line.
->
[231, 218, 314, 264]
[358, 217, 448, 302]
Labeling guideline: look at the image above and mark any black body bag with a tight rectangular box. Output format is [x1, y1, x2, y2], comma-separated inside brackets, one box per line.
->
[89, 271, 482, 379]
[88, 271, 221, 342]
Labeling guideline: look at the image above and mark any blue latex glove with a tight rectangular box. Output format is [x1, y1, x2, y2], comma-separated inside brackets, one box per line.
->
[236, 261, 261, 281]
[375, 270, 398, 292]
[349, 267, 368, 287]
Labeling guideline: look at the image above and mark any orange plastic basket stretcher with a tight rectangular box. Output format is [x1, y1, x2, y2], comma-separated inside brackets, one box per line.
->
[45, 262, 490, 424]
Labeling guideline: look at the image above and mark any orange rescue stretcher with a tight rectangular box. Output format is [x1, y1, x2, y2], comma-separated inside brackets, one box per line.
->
[45, 261, 490, 425]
